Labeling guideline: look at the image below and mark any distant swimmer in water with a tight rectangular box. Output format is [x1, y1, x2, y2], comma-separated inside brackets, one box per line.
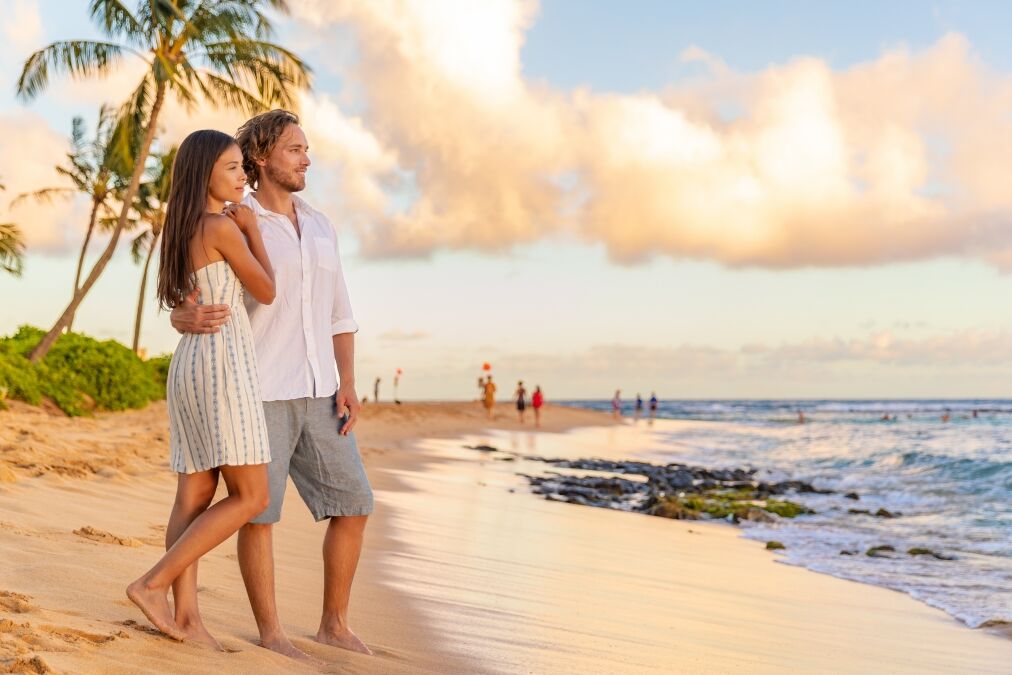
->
[798, 410, 806, 424]
[941, 412, 951, 423]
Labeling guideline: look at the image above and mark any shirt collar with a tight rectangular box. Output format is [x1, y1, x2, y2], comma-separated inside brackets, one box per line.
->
[243, 192, 314, 219]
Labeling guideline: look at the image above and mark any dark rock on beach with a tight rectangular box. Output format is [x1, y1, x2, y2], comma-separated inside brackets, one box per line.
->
[465, 444, 499, 453]
[867, 545, 896, 558]
[513, 454, 826, 526]
[908, 547, 955, 560]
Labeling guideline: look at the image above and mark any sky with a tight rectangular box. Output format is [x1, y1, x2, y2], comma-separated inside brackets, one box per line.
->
[4, 0, 1012, 399]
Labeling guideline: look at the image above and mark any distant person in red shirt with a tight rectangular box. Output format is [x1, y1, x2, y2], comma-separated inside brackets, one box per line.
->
[532, 386, 544, 428]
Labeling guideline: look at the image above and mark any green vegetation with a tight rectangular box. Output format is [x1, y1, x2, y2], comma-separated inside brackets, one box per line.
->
[649, 492, 813, 522]
[766, 541, 786, 550]
[0, 326, 169, 416]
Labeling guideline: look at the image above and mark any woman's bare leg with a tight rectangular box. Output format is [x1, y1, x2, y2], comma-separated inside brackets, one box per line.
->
[127, 463, 269, 641]
[167, 470, 224, 649]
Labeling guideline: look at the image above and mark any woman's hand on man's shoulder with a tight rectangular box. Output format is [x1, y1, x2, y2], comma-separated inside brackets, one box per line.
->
[223, 203, 258, 234]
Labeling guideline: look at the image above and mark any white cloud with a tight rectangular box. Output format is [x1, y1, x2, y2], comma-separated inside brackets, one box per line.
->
[0, 110, 86, 252]
[287, 1, 1012, 271]
[1, 0, 43, 55]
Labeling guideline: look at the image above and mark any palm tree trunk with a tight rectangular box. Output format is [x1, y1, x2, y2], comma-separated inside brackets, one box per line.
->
[29, 84, 166, 363]
[132, 230, 159, 354]
[67, 199, 100, 332]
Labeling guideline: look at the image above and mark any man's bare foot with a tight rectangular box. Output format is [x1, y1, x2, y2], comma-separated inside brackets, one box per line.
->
[177, 619, 224, 651]
[315, 627, 373, 655]
[259, 635, 320, 664]
[125, 580, 186, 641]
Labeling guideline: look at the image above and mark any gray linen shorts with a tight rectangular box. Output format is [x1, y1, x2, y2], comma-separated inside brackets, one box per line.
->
[250, 396, 373, 524]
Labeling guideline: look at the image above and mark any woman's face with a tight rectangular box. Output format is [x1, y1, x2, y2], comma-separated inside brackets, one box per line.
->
[208, 143, 246, 205]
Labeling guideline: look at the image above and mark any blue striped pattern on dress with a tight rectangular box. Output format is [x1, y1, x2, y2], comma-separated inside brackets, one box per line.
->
[167, 260, 272, 473]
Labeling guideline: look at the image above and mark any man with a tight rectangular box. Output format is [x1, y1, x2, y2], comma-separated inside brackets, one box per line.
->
[170, 109, 373, 659]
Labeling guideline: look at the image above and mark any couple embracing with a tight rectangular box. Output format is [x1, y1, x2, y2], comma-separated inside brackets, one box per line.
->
[125, 110, 373, 660]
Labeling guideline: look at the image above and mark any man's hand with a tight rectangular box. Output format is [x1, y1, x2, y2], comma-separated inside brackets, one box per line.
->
[335, 384, 361, 435]
[170, 290, 231, 334]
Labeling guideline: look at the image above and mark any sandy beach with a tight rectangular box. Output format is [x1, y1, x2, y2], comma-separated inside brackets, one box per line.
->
[1, 400, 1010, 674]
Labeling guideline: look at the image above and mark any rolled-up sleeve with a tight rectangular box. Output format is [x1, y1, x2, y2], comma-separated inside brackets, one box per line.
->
[331, 233, 359, 335]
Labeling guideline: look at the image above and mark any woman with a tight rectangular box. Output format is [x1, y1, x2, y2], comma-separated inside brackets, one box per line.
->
[532, 385, 544, 428]
[515, 380, 527, 423]
[126, 130, 275, 647]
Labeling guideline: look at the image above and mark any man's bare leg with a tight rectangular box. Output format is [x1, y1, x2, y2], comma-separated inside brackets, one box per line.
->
[314, 515, 372, 654]
[237, 522, 314, 661]
[167, 471, 223, 650]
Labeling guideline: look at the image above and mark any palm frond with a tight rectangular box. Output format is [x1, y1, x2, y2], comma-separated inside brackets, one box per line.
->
[0, 222, 26, 277]
[10, 187, 76, 209]
[198, 70, 265, 114]
[70, 116, 87, 154]
[17, 40, 129, 101]
[199, 38, 310, 109]
[130, 228, 153, 264]
[109, 72, 154, 174]
[54, 165, 91, 191]
[88, 0, 147, 43]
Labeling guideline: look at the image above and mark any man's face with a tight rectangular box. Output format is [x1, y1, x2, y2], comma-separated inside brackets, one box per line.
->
[260, 123, 310, 193]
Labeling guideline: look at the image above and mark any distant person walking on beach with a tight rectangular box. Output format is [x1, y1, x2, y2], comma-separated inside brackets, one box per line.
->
[612, 390, 622, 418]
[649, 392, 658, 418]
[170, 111, 373, 659]
[532, 385, 544, 428]
[483, 376, 497, 419]
[515, 381, 528, 423]
[635, 393, 644, 418]
[477, 376, 485, 402]
[127, 130, 274, 645]
[373, 377, 380, 403]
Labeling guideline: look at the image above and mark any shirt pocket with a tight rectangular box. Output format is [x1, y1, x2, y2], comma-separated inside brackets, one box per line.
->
[314, 236, 337, 271]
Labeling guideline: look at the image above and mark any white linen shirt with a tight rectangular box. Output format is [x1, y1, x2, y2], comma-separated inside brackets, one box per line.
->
[242, 193, 358, 402]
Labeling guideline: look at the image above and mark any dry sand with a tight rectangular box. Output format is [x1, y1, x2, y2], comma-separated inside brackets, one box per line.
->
[0, 400, 1009, 673]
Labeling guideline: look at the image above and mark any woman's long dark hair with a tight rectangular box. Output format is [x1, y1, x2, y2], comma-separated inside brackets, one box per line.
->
[156, 129, 238, 310]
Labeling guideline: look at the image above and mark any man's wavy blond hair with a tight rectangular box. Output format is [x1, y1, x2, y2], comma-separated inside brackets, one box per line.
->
[235, 109, 300, 190]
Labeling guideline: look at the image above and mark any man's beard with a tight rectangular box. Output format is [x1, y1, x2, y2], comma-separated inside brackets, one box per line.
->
[264, 162, 305, 192]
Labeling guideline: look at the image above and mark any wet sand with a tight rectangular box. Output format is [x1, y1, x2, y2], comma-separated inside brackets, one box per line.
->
[1, 401, 1010, 673]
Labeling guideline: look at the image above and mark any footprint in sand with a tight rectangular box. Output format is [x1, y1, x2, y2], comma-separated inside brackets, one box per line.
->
[0, 655, 55, 674]
[116, 619, 164, 638]
[72, 526, 143, 547]
[0, 591, 32, 614]
[0, 617, 120, 659]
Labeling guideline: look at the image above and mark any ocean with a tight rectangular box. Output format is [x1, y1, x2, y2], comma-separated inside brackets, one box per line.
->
[561, 399, 1011, 630]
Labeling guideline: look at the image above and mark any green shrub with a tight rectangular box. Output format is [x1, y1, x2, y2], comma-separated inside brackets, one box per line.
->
[0, 325, 170, 416]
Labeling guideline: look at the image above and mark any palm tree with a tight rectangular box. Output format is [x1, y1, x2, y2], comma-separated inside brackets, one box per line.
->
[13, 106, 133, 330]
[0, 183, 26, 277]
[17, 0, 310, 362]
[130, 146, 176, 353]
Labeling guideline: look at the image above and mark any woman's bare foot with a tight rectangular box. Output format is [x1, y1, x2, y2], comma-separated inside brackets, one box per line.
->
[259, 635, 320, 664]
[177, 617, 224, 651]
[315, 626, 373, 655]
[125, 580, 186, 641]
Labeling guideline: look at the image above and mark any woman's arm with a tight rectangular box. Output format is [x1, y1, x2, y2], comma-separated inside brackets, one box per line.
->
[207, 211, 275, 305]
